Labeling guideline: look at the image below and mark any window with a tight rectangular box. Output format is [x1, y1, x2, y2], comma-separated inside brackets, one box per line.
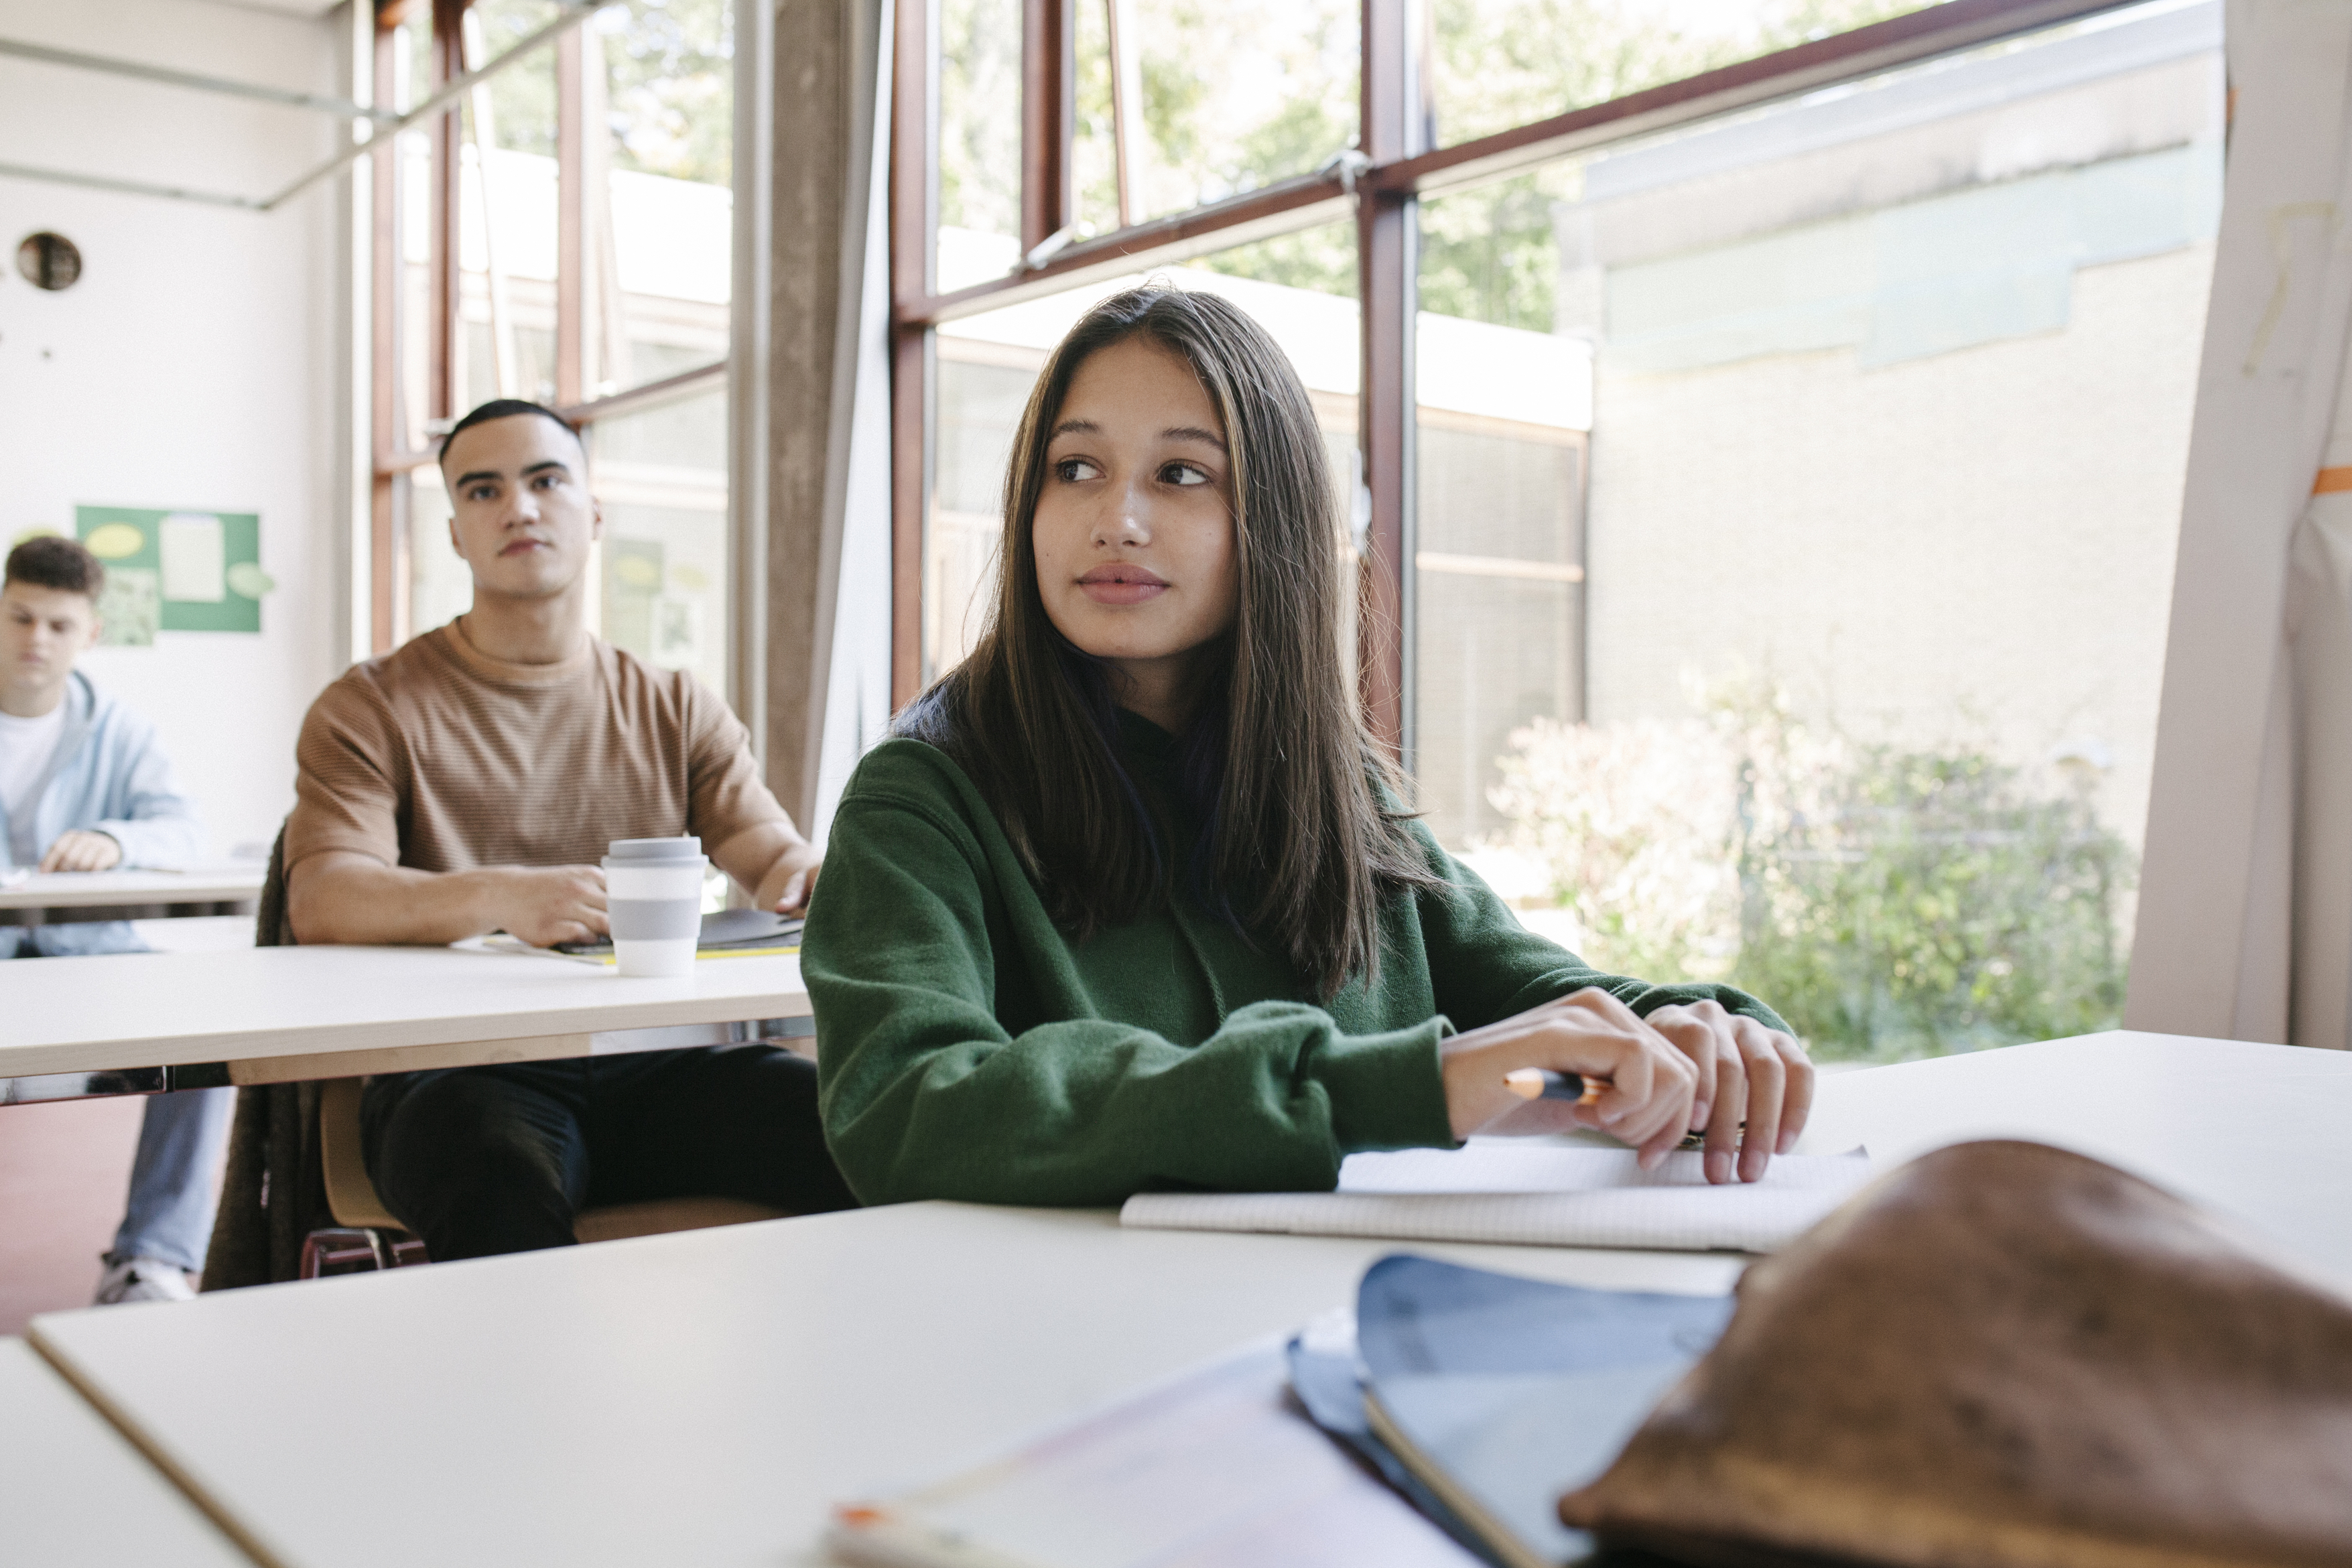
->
[459, 0, 561, 410]
[369, 0, 735, 687]
[1075, 0, 1358, 227]
[892, 0, 2210, 1063]
[591, 387, 732, 694]
[1427, 0, 1944, 147]
[592, 0, 732, 397]
[1416, 2, 2220, 1056]
[934, 0, 1358, 293]
[936, 0, 1024, 292]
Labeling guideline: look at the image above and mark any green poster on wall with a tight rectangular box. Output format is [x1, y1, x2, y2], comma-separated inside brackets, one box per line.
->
[75, 506, 271, 645]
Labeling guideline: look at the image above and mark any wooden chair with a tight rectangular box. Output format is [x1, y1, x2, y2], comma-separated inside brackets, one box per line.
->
[300, 1077, 789, 1278]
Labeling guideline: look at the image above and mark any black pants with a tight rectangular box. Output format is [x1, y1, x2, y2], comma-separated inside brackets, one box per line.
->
[360, 1047, 858, 1261]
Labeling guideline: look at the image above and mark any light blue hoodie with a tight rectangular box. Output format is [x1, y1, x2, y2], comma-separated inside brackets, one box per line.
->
[1, 670, 204, 957]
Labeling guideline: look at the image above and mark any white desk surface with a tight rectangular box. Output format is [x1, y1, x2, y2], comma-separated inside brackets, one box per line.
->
[133, 914, 262, 954]
[0, 944, 811, 1080]
[0, 866, 265, 910]
[1792, 1030, 2352, 1283]
[29, 1207, 1739, 1568]
[0, 1338, 252, 1567]
[24, 1031, 2351, 1568]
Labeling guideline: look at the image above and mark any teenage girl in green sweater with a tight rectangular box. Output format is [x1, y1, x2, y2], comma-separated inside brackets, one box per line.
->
[802, 285, 1813, 1208]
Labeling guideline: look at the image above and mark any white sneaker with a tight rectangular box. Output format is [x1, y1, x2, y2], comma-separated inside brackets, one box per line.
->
[92, 1256, 198, 1305]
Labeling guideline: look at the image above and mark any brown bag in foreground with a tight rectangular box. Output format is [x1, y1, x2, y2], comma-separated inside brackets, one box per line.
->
[1557, 1139, 2352, 1568]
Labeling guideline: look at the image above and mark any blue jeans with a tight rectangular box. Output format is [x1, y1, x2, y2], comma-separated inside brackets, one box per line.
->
[109, 1086, 235, 1272]
[5, 926, 233, 1274]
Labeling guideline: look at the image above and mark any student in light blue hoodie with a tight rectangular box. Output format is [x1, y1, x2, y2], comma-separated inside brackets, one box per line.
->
[1, 535, 222, 1305]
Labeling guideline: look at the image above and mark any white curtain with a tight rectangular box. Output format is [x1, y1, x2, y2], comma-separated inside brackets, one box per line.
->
[2280, 468, 2352, 1047]
[2129, 0, 2352, 1046]
[812, 0, 899, 848]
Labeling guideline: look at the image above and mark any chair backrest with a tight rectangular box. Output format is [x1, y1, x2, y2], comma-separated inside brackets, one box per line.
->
[314, 1076, 791, 1242]
[316, 1077, 403, 1231]
[255, 824, 295, 948]
[204, 820, 332, 1291]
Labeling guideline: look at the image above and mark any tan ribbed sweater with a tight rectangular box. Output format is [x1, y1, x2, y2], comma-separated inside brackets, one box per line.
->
[284, 620, 784, 874]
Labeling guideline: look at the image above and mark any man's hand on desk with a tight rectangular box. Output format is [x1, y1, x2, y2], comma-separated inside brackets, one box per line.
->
[715, 822, 823, 917]
[493, 864, 608, 947]
[289, 852, 608, 947]
[290, 833, 815, 945]
[755, 840, 822, 915]
[38, 830, 122, 872]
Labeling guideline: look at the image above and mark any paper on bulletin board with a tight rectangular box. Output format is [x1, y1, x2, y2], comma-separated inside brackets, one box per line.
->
[159, 513, 226, 601]
[76, 506, 271, 645]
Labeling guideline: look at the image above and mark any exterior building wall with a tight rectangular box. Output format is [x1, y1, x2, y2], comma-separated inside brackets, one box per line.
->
[1584, 240, 2212, 858]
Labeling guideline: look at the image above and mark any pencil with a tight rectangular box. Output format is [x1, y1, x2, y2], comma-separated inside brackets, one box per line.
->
[1503, 1067, 1605, 1105]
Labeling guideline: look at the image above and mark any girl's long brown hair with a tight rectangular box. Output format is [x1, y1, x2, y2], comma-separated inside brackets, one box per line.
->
[900, 285, 1436, 998]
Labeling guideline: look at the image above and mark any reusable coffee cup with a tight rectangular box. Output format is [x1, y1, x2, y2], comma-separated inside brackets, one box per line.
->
[603, 836, 707, 978]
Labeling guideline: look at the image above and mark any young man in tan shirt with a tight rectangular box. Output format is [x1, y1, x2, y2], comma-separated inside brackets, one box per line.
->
[284, 399, 854, 1258]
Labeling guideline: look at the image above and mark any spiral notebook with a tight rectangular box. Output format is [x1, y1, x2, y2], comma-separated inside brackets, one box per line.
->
[1120, 1142, 1873, 1253]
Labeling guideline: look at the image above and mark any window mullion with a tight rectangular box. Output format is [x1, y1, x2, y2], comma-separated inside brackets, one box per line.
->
[428, 0, 464, 432]
[1021, 0, 1075, 251]
[555, 23, 586, 407]
[369, 17, 401, 655]
[1358, 0, 1417, 765]
[893, 0, 939, 705]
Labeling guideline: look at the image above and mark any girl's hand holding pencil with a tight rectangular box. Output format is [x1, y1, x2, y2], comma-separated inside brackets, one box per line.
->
[1445, 990, 1816, 1184]
[1438, 988, 1700, 1168]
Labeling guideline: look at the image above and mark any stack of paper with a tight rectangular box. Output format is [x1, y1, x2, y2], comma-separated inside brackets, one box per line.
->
[1122, 1142, 1874, 1253]
[826, 1340, 1481, 1568]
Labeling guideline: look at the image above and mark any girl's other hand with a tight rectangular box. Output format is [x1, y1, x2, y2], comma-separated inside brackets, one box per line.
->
[1642, 999, 1815, 1185]
[1438, 988, 1698, 1169]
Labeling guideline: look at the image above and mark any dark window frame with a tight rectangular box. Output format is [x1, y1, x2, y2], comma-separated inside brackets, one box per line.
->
[885, 0, 2144, 748]
[366, 0, 728, 657]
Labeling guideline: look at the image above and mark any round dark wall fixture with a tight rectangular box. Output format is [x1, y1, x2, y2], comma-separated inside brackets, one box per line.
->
[16, 233, 82, 291]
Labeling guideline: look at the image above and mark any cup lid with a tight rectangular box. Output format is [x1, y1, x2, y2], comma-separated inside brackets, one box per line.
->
[604, 836, 704, 864]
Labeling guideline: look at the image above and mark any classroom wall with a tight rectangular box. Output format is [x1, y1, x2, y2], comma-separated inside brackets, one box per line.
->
[0, 0, 346, 858]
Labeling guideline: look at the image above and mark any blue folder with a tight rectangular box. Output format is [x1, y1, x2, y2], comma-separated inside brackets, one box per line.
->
[1290, 1255, 1736, 1568]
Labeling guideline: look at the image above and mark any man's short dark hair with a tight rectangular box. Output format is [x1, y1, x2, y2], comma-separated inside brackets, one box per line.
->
[5, 535, 105, 599]
[439, 399, 584, 462]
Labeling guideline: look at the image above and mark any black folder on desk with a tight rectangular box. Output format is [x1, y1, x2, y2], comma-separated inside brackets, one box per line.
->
[552, 907, 801, 956]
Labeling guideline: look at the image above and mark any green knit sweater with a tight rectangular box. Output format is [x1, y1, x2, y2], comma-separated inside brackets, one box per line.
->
[803, 712, 1786, 1207]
